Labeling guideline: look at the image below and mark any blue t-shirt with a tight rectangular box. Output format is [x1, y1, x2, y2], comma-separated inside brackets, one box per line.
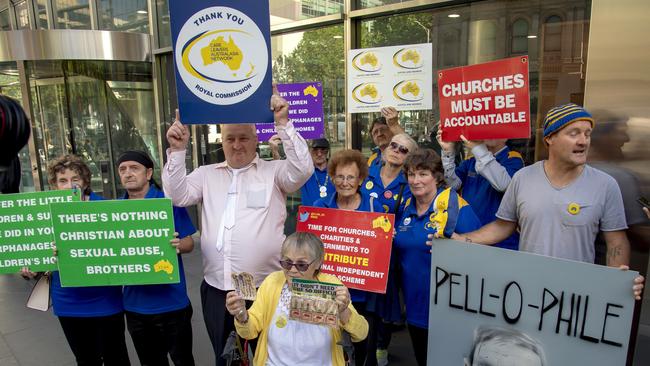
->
[360, 163, 411, 214]
[51, 191, 124, 317]
[394, 188, 481, 328]
[456, 147, 524, 250]
[121, 185, 196, 314]
[313, 191, 382, 304]
[367, 147, 382, 169]
[300, 166, 335, 206]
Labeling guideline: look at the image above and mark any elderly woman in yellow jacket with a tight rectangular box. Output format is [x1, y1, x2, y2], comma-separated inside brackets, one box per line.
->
[226, 232, 369, 365]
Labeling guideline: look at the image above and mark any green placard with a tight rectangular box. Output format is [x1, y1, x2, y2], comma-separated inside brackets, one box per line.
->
[0, 190, 81, 274]
[51, 198, 180, 287]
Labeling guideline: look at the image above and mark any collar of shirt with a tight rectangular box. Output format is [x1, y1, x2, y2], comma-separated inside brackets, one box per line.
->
[494, 145, 509, 159]
[367, 164, 407, 191]
[214, 155, 260, 171]
[120, 184, 161, 200]
[403, 187, 446, 219]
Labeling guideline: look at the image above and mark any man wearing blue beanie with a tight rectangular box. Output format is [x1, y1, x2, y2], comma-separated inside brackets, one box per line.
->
[449, 103, 644, 300]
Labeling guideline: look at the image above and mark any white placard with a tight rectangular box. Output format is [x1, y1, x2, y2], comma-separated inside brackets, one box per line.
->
[347, 43, 432, 113]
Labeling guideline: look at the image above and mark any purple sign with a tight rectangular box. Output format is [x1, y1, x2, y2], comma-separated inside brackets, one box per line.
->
[256, 82, 325, 141]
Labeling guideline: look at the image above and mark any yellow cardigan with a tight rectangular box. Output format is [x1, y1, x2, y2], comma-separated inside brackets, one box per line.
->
[235, 271, 369, 366]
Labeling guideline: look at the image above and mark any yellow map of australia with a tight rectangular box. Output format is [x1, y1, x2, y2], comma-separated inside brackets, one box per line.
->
[401, 50, 421, 64]
[360, 84, 378, 99]
[201, 36, 243, 72]
[359, 53, 379, 67]
[401, 81, 420, 96]
[154, 259, 174, 275]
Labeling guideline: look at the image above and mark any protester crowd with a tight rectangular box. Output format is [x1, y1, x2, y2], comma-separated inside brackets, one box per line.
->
[11, 88, 647, 366]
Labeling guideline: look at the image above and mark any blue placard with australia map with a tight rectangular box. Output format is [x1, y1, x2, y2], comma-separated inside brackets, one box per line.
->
[169, 0, 273, 124]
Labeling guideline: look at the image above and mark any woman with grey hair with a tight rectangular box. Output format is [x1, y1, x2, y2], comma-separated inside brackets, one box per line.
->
[226, 232, 368, 365]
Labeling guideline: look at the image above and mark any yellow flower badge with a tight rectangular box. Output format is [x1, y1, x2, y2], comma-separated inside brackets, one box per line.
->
[365, 181, 374, 190]
[567, 203, 581, 215]
[154, 259, 174, 275]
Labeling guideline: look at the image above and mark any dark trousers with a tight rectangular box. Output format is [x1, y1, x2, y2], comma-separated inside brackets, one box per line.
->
[377, 321, 393, 349]
[58, 312, 130, 366]
[125, 305, 194, 366]
[201, 280, 256, 366]
[353, 305, 380, 366]
[407, 324, 428, 366]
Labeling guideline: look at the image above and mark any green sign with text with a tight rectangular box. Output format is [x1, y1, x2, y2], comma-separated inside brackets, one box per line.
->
[0, 190, 81, 274]
[51, 198, 180, 287]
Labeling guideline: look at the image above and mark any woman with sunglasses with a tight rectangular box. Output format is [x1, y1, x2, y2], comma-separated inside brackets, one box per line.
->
[226, 232, 368, 366]
[359, 133, 417, 363]
[393, 149, 481, 365]
[313, 149, 383, 366]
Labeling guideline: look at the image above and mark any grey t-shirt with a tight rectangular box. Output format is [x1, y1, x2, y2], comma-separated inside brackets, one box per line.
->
[496, 161, 627, 263]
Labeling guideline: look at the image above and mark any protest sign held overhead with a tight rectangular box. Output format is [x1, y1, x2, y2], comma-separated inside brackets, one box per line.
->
[0, 190, 80, 273]
[256, 82, 325, 141]
[296, 206, 394, 293]
[348, 43, 433, 113]
[51, 198, 180, 287]
[428, 239, 637, 366]
[438, 56, 530, 141]
[169, 0, 273, 124]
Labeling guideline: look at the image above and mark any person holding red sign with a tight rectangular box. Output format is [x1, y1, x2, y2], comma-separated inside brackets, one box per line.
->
[449, 103, 644, 300]
[313, 149, 384, 366]
[436, 126, 524, 250]
[394, 148, 481, 366]
[225, 232, 368, 366]
[367, 107, 405, 169]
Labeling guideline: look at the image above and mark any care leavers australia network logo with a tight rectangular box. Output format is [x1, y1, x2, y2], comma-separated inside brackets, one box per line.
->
[175, 7, 268, 105]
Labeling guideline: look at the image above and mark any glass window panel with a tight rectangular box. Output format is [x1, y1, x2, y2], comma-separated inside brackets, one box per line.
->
[270, 0, 343, 26]
[358, 0, 591, 166]
[54, 0, 90, 29]
[15, 1, 30, 29]
[36, 0, 49, 29]
[356, 0, 404, 10]
[0, 9, 10, 30]
[156, 0, 171, 48]
[98, 0, 149, 33]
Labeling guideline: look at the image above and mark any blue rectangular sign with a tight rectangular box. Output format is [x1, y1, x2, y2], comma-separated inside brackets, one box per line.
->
[169, 0, 273, 124]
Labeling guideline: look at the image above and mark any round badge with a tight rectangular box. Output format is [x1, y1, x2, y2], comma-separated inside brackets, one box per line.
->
[365, 181, 374, 190]
[567, 203, 580, 215]
[319, 191, 327, 198]
[403, 217, 411, 226]
[275, 315, 287, 328]
[383, 190, 393, 199]
[319, 186, 327, 193]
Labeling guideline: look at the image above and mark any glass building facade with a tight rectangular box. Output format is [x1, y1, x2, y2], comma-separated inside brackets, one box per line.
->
[0, 0, 648, 363]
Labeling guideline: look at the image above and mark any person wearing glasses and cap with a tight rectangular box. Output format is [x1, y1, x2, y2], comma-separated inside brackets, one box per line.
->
[435, 125, 524, 250]
[367, 107, 405, 169]
[449, 103, 644, 301]
[225, 232, 368, 366]
[300, 138, 336, 206]
[117, 150, 197, 366]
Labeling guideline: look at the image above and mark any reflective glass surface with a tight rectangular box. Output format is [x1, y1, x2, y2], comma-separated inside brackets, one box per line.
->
[0, 9, 10, 30]
[36, 0, 49, 29]
[156, 0, 171, 48]
[98, 0, 149, 33]
[54, 0, 90, 29]
[270, 0, 343, 26]
[15, 1, 30, 29]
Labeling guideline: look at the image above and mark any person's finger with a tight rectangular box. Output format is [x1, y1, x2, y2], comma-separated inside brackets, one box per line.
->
[175, 108, 180, 122]
[619, 265, 630, 271]
[460, 135, 469, 143]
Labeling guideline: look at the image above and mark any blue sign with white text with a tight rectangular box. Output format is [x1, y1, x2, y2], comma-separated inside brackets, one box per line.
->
[169, 0, 273, 124]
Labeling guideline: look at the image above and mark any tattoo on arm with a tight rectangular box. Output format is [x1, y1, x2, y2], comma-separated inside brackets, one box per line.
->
[607, 246, 623, 265]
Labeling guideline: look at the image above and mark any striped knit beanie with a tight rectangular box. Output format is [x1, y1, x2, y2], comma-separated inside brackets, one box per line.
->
[542, 103, 594, 137]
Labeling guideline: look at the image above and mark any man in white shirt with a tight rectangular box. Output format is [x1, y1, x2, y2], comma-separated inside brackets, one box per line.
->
[163, 88, 314, 365]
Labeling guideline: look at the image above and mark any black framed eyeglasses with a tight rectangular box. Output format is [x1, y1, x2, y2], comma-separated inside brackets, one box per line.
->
[389, 141, 409, 154]
[279, 259, 316, 272]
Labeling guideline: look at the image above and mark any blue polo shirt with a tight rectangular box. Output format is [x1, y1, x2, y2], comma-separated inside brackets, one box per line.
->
[394, 187, 481, 328]
[314, 191, 382, 304]
[360, 164, 411, 214]
[456, 147, 524, 250]
[121, 184, 196, 314]
[51, 191, 124, 317]
[367, 147, 382, 169]
[300, 166, 335, 206]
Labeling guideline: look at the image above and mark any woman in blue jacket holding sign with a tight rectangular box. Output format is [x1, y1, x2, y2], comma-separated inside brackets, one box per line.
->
[394, 149, 481, 366]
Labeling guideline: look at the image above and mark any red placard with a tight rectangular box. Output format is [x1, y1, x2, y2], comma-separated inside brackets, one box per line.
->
[438, 56, 530, 141]
[296, 206, 395, 294]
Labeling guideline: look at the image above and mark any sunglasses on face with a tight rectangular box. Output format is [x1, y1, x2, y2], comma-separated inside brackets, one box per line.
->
[279, 259, 316, 272]
[389, 141, 409, 154]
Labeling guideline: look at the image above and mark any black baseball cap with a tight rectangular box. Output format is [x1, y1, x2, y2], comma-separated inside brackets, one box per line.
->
[311, 138, 330, 149]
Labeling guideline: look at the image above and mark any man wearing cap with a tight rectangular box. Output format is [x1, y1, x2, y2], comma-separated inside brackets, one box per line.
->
[117, 150, 197, 366]
[367, 106, 405, 168]
[162, 89, 313, 365]
[449, 103, 644, 299]
[300, 138, 335, 206]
